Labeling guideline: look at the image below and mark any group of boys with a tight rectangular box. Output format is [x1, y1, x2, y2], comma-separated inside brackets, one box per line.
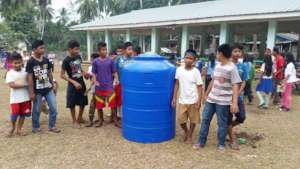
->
[6, 37, 249, 152]
[173, 43, 248, 151]
[5, 39, 137, 136]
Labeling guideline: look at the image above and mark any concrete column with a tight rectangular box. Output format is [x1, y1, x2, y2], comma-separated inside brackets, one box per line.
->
[87, 31, 93, 61]
[105, 30, 112, 54]
[125, 29, 131, 42]
[151, 28, 159, 54]
[219, 23, 229, 45]
[139, 34, 145, 53]
[266, 20, 277, 50]
[181, 25, 189, 58]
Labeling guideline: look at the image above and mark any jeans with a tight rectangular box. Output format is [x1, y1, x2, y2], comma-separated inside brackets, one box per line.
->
[32, 90, 57, 129]
[198, 102, 230, 147]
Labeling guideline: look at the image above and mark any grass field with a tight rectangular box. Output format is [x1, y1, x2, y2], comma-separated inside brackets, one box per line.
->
[0, 66, 300, 169]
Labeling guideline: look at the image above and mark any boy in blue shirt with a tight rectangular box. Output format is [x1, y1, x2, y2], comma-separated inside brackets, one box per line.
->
[228, 44, 249, 150]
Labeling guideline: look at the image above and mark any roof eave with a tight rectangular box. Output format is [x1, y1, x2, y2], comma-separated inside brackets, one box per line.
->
[70, 11, 300, 31]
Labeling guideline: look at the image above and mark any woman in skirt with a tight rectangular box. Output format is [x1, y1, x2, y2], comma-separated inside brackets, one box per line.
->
[256, 55, 273, 109]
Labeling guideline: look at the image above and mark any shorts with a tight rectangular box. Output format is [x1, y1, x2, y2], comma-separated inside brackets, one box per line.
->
[115, 84, 122, 107]
[10, 101, 32, 121]
[177, 104, 200, 124]
[228, 98, 246, 124]
[66, 82, 88, 108]
[95, 89, 116, 109]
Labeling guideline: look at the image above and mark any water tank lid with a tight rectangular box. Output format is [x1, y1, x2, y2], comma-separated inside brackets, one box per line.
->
[134, 53, 165, 61]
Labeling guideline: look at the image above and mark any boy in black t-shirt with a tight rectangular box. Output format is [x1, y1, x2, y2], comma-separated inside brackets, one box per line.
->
[60, 40, 88, 128]
[26, 40, 60, 133]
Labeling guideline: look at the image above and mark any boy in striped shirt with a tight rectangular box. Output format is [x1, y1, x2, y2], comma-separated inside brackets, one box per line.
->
[194, 44, 241, 151]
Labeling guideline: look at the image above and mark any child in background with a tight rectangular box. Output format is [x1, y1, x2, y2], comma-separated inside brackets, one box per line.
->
[133, 46, 142, 56]
[172, 49, 203, 144]
[272, 47, 285, 105]
[61, 40, 88, 128]
[6, 52, 31, 137]
[4, 52, 12, 79]
[228, 44, 249, 150]
[92, 42, 121, 128]
[205, 53, 216, 92]
[243, 54, 255, 105]
[114, 42, 134, 123]
[256, 55, 273, 109]
[86, 53, 100, 127]
[280, 53, 299, 112]
[194, 44, 241, 151]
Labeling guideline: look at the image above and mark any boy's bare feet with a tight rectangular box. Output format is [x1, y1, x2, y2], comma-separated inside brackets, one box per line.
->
[186, 137, 193, 144]
[77, 118, 87, 124]
[94, 121, 103, 128]
[16, 132, 28, 137]
[114, 120, 122, 128]
[181, 134, 188, 142]
[229, 142, 240, 150]
[85, 122, 93, 127]
[7, 130, 14, 138]
[72, 122, 81, 129]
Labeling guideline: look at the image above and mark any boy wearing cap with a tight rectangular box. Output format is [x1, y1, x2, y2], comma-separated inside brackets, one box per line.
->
[172, 49, 203, 144]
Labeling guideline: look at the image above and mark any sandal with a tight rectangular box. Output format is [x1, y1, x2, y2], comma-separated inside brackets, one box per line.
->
[49, 128, 61, 133]
[193, 144, 204, 150]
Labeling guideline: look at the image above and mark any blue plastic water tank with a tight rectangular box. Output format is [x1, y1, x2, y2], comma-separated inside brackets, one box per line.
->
[121, 54, 176, 143]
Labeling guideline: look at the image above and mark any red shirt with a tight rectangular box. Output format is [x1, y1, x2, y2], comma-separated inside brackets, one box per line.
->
[275, 55, 285, 80]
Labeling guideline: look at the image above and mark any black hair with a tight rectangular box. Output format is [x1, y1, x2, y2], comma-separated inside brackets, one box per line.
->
[133, 46, 142, 55]
[123, 42, 133, 50]
[218, 44, 232, 58]
[264, 55, 273, 77]
[208, 53, 216, 68]
[273, 47, 280, 54]
[285, 52, 296, 67]
[91, 53, 99, 60]
[32, 39, 44, 50]
[185, 49, 197, 58]
[231, 43, 244, 51]
[68, 40, 80, 49]
[97, 42, 107, 50]
[244, 54, 254, 63]
[11, 52, 22, 61]
[117, 43, 124, 50]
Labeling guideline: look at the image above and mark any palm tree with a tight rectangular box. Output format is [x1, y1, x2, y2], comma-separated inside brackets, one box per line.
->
[56, 8, 69, 26]
[0, 0, 31, 19]
[76, 0, 99, 22]
[35, 0, 54, 39]
[97, 0, 116, 18]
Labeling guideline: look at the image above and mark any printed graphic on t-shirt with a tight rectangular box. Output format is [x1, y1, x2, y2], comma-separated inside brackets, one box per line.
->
[70, 59, 82, 78]
[33, 64, 52, 89]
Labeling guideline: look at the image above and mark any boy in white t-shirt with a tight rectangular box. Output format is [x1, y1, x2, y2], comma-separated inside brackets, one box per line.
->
[5, 52, 31, 137]
[172, 49, 203, 143]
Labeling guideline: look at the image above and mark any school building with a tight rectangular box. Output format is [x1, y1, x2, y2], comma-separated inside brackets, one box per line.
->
[70, 0, 300, 61]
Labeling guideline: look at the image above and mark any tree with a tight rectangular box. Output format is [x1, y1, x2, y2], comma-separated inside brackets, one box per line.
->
[56, 8, 69, 26]
[76, 0, 99, 23]
[35, 0, 54, 39]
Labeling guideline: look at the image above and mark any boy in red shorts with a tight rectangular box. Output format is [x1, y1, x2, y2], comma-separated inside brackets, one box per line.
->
[92, 42, 121, 128]
[114, 42, 134, 120]
[5, 52, 31, 137]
